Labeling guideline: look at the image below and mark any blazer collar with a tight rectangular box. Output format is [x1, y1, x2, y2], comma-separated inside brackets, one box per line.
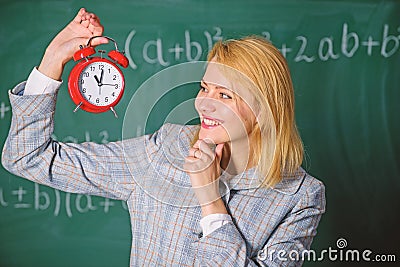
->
[270, 168, 306, 195]
[222, 167, 306, 196]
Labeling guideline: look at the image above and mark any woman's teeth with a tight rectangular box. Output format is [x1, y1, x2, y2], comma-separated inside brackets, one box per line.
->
[203, 118, 221, 126]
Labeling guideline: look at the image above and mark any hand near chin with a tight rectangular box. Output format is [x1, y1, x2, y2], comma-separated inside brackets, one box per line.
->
[184, 140, 227, 215]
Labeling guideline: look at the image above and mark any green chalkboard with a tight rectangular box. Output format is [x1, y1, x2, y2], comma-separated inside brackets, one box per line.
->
[1, 1, 399, 266]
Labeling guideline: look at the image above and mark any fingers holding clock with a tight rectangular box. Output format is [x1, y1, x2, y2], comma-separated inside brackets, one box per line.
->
[50, 8, 107, 54]
[73, 8, 99, 32]
[87, 14, 103, 36]
[73, 8, 87, 23]
[75, 8, 108, 46]
[39, 8, 108, 80]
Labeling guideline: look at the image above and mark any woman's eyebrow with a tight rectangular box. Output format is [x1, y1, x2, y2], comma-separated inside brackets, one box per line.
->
[201, 80, 230, 91]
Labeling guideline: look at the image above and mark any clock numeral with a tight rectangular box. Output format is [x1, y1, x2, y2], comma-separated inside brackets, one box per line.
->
[81, 79, 84, 84]
[99, 65, 104, 70]
[82, 72, 89, 77]
[90, 66, 95, 71]
[88, 95, 92, 100]
[115, 84, 119, 89]
[113, 75, 117, 81]
[112, 92, 115, 97]
[105, 97, 109, 103]
[108, 68, 111, 74]
[82, 88, 86, 93]
[96, 98, 100, 104]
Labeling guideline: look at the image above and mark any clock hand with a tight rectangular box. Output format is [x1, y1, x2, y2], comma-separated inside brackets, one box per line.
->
[94, 75, 101, 84]
[93, 75, 102, 95]
[95, 70, 105, 96]
[100, 69, 104, 83]
[102, 83, 118, 86]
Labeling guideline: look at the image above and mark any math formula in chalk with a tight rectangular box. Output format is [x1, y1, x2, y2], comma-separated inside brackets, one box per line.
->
[0, 183, 128, 218]
[124, 23, 400, 69]
[0, 101, 11, 119]
[124, 27, 223, 69]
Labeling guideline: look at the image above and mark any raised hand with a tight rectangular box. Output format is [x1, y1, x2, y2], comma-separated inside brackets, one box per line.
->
[38, 8, 108, 80]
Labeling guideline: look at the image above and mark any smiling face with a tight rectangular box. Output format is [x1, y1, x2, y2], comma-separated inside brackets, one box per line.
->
[195, 60, 259, 147]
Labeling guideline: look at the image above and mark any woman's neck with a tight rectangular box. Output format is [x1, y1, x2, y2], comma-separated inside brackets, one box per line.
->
[220, 138, 256, 175]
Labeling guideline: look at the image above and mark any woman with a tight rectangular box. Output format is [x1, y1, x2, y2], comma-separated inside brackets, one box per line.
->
[2, 8, 325, 266]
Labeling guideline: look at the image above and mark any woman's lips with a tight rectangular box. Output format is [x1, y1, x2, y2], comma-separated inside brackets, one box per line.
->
[201, 116, 223, 129]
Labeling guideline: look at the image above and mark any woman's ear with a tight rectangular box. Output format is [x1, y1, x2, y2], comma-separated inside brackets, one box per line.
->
[255, 109, 262, 122]
[253, 103, 262, 123]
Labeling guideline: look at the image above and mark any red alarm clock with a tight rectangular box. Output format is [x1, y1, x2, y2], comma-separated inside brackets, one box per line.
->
[68, 36, 129, 117]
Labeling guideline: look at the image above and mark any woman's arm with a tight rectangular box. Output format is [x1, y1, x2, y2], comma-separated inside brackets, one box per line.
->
[1, 8, 135, 200]
[1, 84, 134, 200]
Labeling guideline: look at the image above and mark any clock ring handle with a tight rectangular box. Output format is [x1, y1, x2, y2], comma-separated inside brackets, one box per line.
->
[86, 36, 122, 52]
[86, 36, 129, 68]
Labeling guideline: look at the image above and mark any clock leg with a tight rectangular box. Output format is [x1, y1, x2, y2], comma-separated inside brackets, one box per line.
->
[73, 102, 83, 112]
[110, 107, 118, 118]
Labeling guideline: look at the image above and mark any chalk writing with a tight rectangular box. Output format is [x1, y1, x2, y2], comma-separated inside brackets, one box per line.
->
[266, 23, 400, 61]
[0, 188, 7, 207]
[0, 101, 11, 119]
[12, 186, 31, 208]
[0, 184, 128, 218]
[124, 23, 400, 69]
[125, 27, 223, 69]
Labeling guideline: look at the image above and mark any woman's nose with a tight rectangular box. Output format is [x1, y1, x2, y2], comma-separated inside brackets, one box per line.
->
[196, 96, 217, 114]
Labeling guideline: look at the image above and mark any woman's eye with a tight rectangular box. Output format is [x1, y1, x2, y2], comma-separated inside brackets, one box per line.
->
[200, 86, 208, 93]
[220, 93, 232, 99]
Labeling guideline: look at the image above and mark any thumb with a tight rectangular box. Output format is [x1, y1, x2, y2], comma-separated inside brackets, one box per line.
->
[215, 143, 224, 162]
[63, 37, 92, 59]
[90, 36, 109, 46]
[71, 36, 108, 50]
[62, 36, 105, 62]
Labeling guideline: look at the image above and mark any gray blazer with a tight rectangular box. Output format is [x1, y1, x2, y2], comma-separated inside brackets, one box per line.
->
[2, 82, 326, 266]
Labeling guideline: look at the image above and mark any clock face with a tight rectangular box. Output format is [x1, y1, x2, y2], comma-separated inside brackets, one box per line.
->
[78, 61, 124, 106]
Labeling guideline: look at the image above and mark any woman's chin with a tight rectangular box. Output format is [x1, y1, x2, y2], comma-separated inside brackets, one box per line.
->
[198, 129, 227, 144]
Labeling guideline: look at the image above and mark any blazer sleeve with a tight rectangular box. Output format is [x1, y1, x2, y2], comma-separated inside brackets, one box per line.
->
[191, 180, 326, 267]
[1, 82, 151, 201]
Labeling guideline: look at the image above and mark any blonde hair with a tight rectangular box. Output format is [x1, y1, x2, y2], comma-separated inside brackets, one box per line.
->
[206, 36, 304, 187]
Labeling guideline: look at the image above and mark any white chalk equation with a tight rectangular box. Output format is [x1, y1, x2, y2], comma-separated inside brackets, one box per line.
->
[124, 23, 400, 69]
[125, 27, 222, 69]
[0, 101, 11, 119]
[0, 183, 128, 217]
